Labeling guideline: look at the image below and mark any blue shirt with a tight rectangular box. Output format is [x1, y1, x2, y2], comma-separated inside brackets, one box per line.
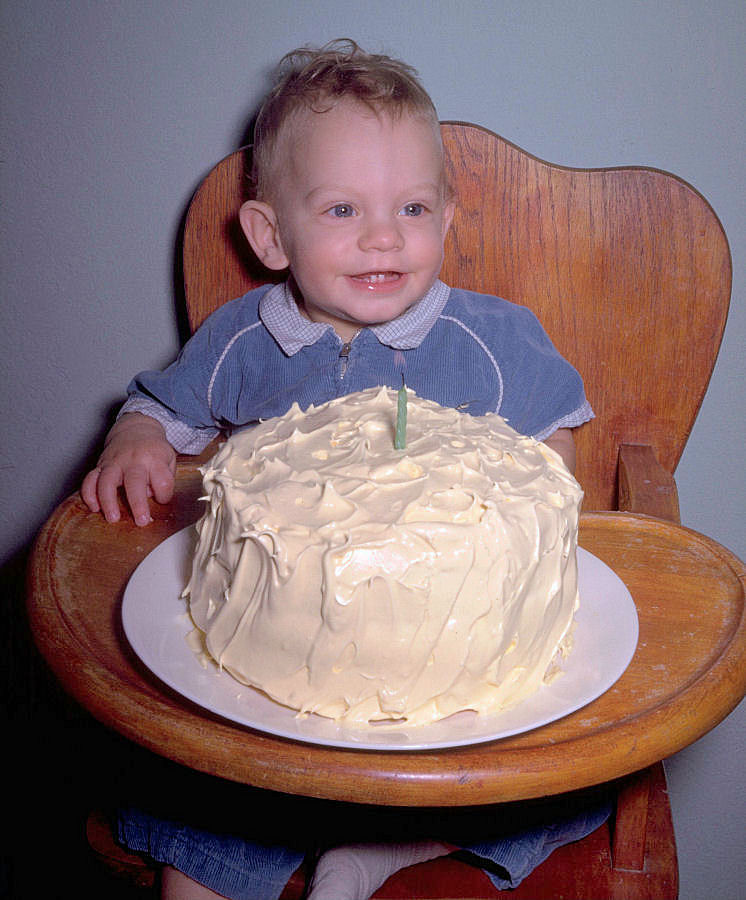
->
[123, 280, 592, 453]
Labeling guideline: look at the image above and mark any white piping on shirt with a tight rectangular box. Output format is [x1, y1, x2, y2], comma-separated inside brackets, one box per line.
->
[438, 315, 504, 414]
[206, 321, 263, 418]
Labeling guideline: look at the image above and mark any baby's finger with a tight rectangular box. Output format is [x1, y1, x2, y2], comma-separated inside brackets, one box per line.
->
[149, 463, 175, 506]
[80, 468, 102, 512]
[123, 466, 153, 527]
[96, 465, 125, 523]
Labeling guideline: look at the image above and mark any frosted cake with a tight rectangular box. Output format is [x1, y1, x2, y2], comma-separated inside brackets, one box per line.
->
[183, 386, 582, 726]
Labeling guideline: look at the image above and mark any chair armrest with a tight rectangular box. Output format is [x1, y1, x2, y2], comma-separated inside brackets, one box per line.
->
[617, 444, 681, 523]
[613, 447, 680, 889]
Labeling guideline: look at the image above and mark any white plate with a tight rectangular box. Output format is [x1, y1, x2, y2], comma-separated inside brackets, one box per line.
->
[122, 526, 638, 751]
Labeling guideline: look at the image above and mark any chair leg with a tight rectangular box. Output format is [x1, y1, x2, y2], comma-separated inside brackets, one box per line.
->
[608, 762, 678, 898]
[612, 766, 652, 871]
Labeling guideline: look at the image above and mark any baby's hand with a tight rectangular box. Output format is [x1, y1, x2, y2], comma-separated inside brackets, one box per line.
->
[81, 413, 176, 526]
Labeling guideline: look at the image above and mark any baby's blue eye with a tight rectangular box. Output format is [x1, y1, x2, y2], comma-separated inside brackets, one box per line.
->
[400, 203, 425, 217]
[328, 204, 355, 218]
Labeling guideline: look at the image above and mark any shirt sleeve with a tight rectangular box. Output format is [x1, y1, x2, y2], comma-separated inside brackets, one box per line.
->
[118, 395, 219, 454]
[494, 304, 594, 440]
[531, 399, 594, 442]
[122, 294, 260, 452]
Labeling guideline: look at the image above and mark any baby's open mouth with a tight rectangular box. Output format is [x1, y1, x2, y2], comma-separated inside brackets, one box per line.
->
[351, 271, 403, 284]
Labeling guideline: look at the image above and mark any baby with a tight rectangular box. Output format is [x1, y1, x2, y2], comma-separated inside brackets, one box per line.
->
[82, 41, 581, 528]
[82, 39, 604, 900]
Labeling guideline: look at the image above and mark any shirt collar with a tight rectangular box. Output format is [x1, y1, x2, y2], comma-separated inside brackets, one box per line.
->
[259, 279, 451, 355]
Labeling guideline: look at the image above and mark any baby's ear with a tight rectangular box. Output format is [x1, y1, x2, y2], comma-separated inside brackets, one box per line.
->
[239, 200, 289, 270]
[442, 198, 456, 238]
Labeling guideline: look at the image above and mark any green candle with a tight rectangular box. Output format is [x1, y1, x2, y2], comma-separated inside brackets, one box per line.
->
[394, 378, 407, 449]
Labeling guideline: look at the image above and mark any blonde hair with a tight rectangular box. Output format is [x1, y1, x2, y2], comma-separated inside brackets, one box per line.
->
[250, 39, 440, 200]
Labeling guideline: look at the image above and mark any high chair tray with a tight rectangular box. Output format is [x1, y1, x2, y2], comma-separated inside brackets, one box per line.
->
[27, 464, 746, 806]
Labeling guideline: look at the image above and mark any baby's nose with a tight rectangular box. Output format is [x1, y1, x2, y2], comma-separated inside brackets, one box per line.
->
[358, 216, 403, 252]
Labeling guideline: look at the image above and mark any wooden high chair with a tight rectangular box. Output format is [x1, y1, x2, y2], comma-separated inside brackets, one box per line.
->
[29, 123, 744, 900]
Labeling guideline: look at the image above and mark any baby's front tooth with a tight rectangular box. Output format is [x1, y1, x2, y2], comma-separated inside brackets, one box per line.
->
[360, 272, 388, 283]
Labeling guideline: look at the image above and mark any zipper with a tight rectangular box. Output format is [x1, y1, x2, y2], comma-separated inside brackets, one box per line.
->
[338, 330, 361, 379]
[339, 341, 352, 378]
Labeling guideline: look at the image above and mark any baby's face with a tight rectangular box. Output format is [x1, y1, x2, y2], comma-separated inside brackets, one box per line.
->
[268, 101, 454, 340]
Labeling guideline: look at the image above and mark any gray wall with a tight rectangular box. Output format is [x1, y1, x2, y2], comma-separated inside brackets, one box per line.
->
[2, 2, 744, 897]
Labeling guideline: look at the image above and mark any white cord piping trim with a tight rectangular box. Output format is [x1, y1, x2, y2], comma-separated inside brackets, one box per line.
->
[206, 321, 263, 418]
[438, 314, 504, 413]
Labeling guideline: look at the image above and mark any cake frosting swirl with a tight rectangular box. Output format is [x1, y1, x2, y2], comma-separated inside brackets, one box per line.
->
[184, 386, 582, 726]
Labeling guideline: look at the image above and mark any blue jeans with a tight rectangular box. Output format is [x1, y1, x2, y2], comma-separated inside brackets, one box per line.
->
[118, 792, 611, 898]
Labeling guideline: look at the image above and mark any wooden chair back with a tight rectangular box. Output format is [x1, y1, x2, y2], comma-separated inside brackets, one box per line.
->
[183, 122, 731, 511]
